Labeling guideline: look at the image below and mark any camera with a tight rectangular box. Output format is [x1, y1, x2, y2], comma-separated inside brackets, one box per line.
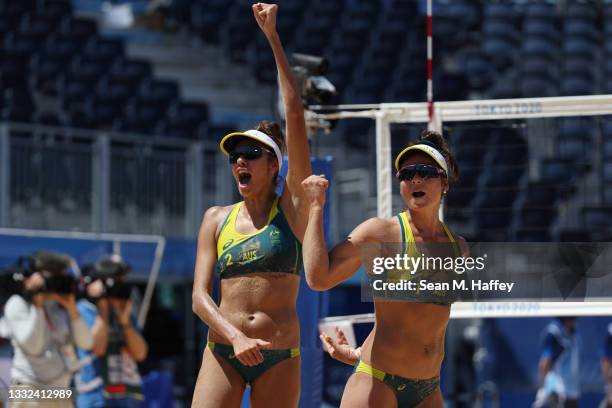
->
[80, 255, 132, 301]
[0, 267, 29, 299]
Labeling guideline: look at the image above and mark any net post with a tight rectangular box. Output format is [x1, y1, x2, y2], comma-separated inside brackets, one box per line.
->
[376, 111, 392, 219]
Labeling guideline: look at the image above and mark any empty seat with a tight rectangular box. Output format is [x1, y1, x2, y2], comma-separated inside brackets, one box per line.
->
[521, 207, 557, 228]
[524, 3, 556, 21]
[138, 79, 180, 107]
[117, 102, 166, 134]
[540, 159, 577, 184]
[561, 77, 595, 95]
[582, 207, 612, 230]
[160, 101, 210, 139]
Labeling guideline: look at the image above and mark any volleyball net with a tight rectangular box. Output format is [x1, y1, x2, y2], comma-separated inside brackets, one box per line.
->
[311, 94, 612, 329]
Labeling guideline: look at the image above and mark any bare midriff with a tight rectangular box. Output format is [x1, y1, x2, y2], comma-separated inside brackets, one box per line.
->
[360, 300, 450, 379]
[208, 272, 301, 349]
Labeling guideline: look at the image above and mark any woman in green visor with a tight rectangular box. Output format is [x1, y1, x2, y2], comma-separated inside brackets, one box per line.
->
[191, 3, 311, 407]
[303, 130, 468, 408]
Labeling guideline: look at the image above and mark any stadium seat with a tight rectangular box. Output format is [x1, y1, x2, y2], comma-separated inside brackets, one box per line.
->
[522, 37, 558, 60]
[566, 3, 598, 22]
[520, 207, 557, 229]
[556, 135, 592, 163]
[564, 19, 600, 43]
[524, 3, 556, 21]
[523, 20, 560, 43]
[539, 159, 578, 184]
[524, 182, 564, 207]
[160, 101, 210, 139]
[117, 101, 167, 135]
[484, 3, 516, 21]
[563, 38, 597, 60]
[138, 79, 180, 108]
[582, 207, 612, 230]
[515, 229, 551, 242]
[561, 77, 595, 96]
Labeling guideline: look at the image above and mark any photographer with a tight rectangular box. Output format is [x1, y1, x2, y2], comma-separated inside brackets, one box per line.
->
[75, 254, 147, 408]
[3, 251, 93, 407]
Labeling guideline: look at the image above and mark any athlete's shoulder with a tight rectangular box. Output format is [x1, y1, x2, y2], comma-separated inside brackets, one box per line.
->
[351, 217, 398, 242]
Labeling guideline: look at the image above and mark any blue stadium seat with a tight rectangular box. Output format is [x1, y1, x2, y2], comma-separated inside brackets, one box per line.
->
[564, 19, 600, 43]
[83, 96, 124, 129]
[19, 14, 58, 37]
[515, 229, 551, 242]
[189, 0, 230, 43]
[60, 17, 97, 42]
[117, 101, 166, 134]
[524, 3, 556, 21]
[160, 101, 210, 139]
[40, 0, 73, 21]
[558, 229, 592, 242]
[556, 135, 592, 162]
[522, 37, 558, 60]
[482, 37, 516, 68]
[566, 3, 598, 22]
[435, 72, 468, 101]
[563, 38, 597, 59]
[560, 76, 595, 95]
[110, 58, 152, 84]
[558, 118, 595, 140]
[520, 207, 557, 229]
[138, 79, 180, 108]
[582, 207, 612, 231]
[480, 187, 519, 208]
[68, 56, 109, 82]
[4, 32, 45, 56]
[524, 182, 564, 207]
[523, 56, 554, 78]
[0, 51, 30, 81]
[562, 57, 595, 82]
[484, 3, 517, 22]
[221, 3, 257, 62]
[59, 76, 98, 115]
[520, 76, 556, 97]
[459, 49, 494, 90]
[539, 159, 578, 184]
[83, 36, 125, 63]
[483, 19, 518, 44]
[477, 208, 513, 231]
[523, 20, 560, 43]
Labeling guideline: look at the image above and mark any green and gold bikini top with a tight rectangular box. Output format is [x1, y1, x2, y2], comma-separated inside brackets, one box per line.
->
[216, 196, 302, 279]
[397, 211, 461, 258]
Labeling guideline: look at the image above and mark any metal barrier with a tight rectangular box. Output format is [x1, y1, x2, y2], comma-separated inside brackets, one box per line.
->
[0, 122, 230, 238]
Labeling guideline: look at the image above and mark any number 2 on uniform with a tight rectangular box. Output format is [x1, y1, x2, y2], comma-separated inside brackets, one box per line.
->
[225, 253, 233, 267]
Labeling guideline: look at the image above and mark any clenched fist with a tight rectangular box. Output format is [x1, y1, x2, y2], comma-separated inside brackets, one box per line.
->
[301, 175, 329, 207]
[252, 3, 278, 37]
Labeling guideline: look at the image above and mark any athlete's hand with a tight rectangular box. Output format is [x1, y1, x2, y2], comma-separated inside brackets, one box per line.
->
[302, 175, 328, 207]
[319, 327, 360, 366]
[252, 3, 277, 37]
[231, 333, 272, 366]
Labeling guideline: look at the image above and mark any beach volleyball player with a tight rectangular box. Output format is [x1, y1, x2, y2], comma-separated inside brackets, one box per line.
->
[302, 131, 467, 408]
[191, 3, 311, 407]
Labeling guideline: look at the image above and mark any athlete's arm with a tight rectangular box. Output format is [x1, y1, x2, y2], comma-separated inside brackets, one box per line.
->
[253, 3, 312, 234]
[302, 175, 383, 291]
[192, 207, 271, 366]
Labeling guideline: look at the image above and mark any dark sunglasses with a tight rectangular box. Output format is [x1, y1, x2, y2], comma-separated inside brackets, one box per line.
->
[228, 145, 272, 164]
[396, 164, 445, 181]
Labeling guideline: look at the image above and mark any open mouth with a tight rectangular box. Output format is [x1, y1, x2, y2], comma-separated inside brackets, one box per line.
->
[412, 191, 425, 198]
[238, 173, 252, 186]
